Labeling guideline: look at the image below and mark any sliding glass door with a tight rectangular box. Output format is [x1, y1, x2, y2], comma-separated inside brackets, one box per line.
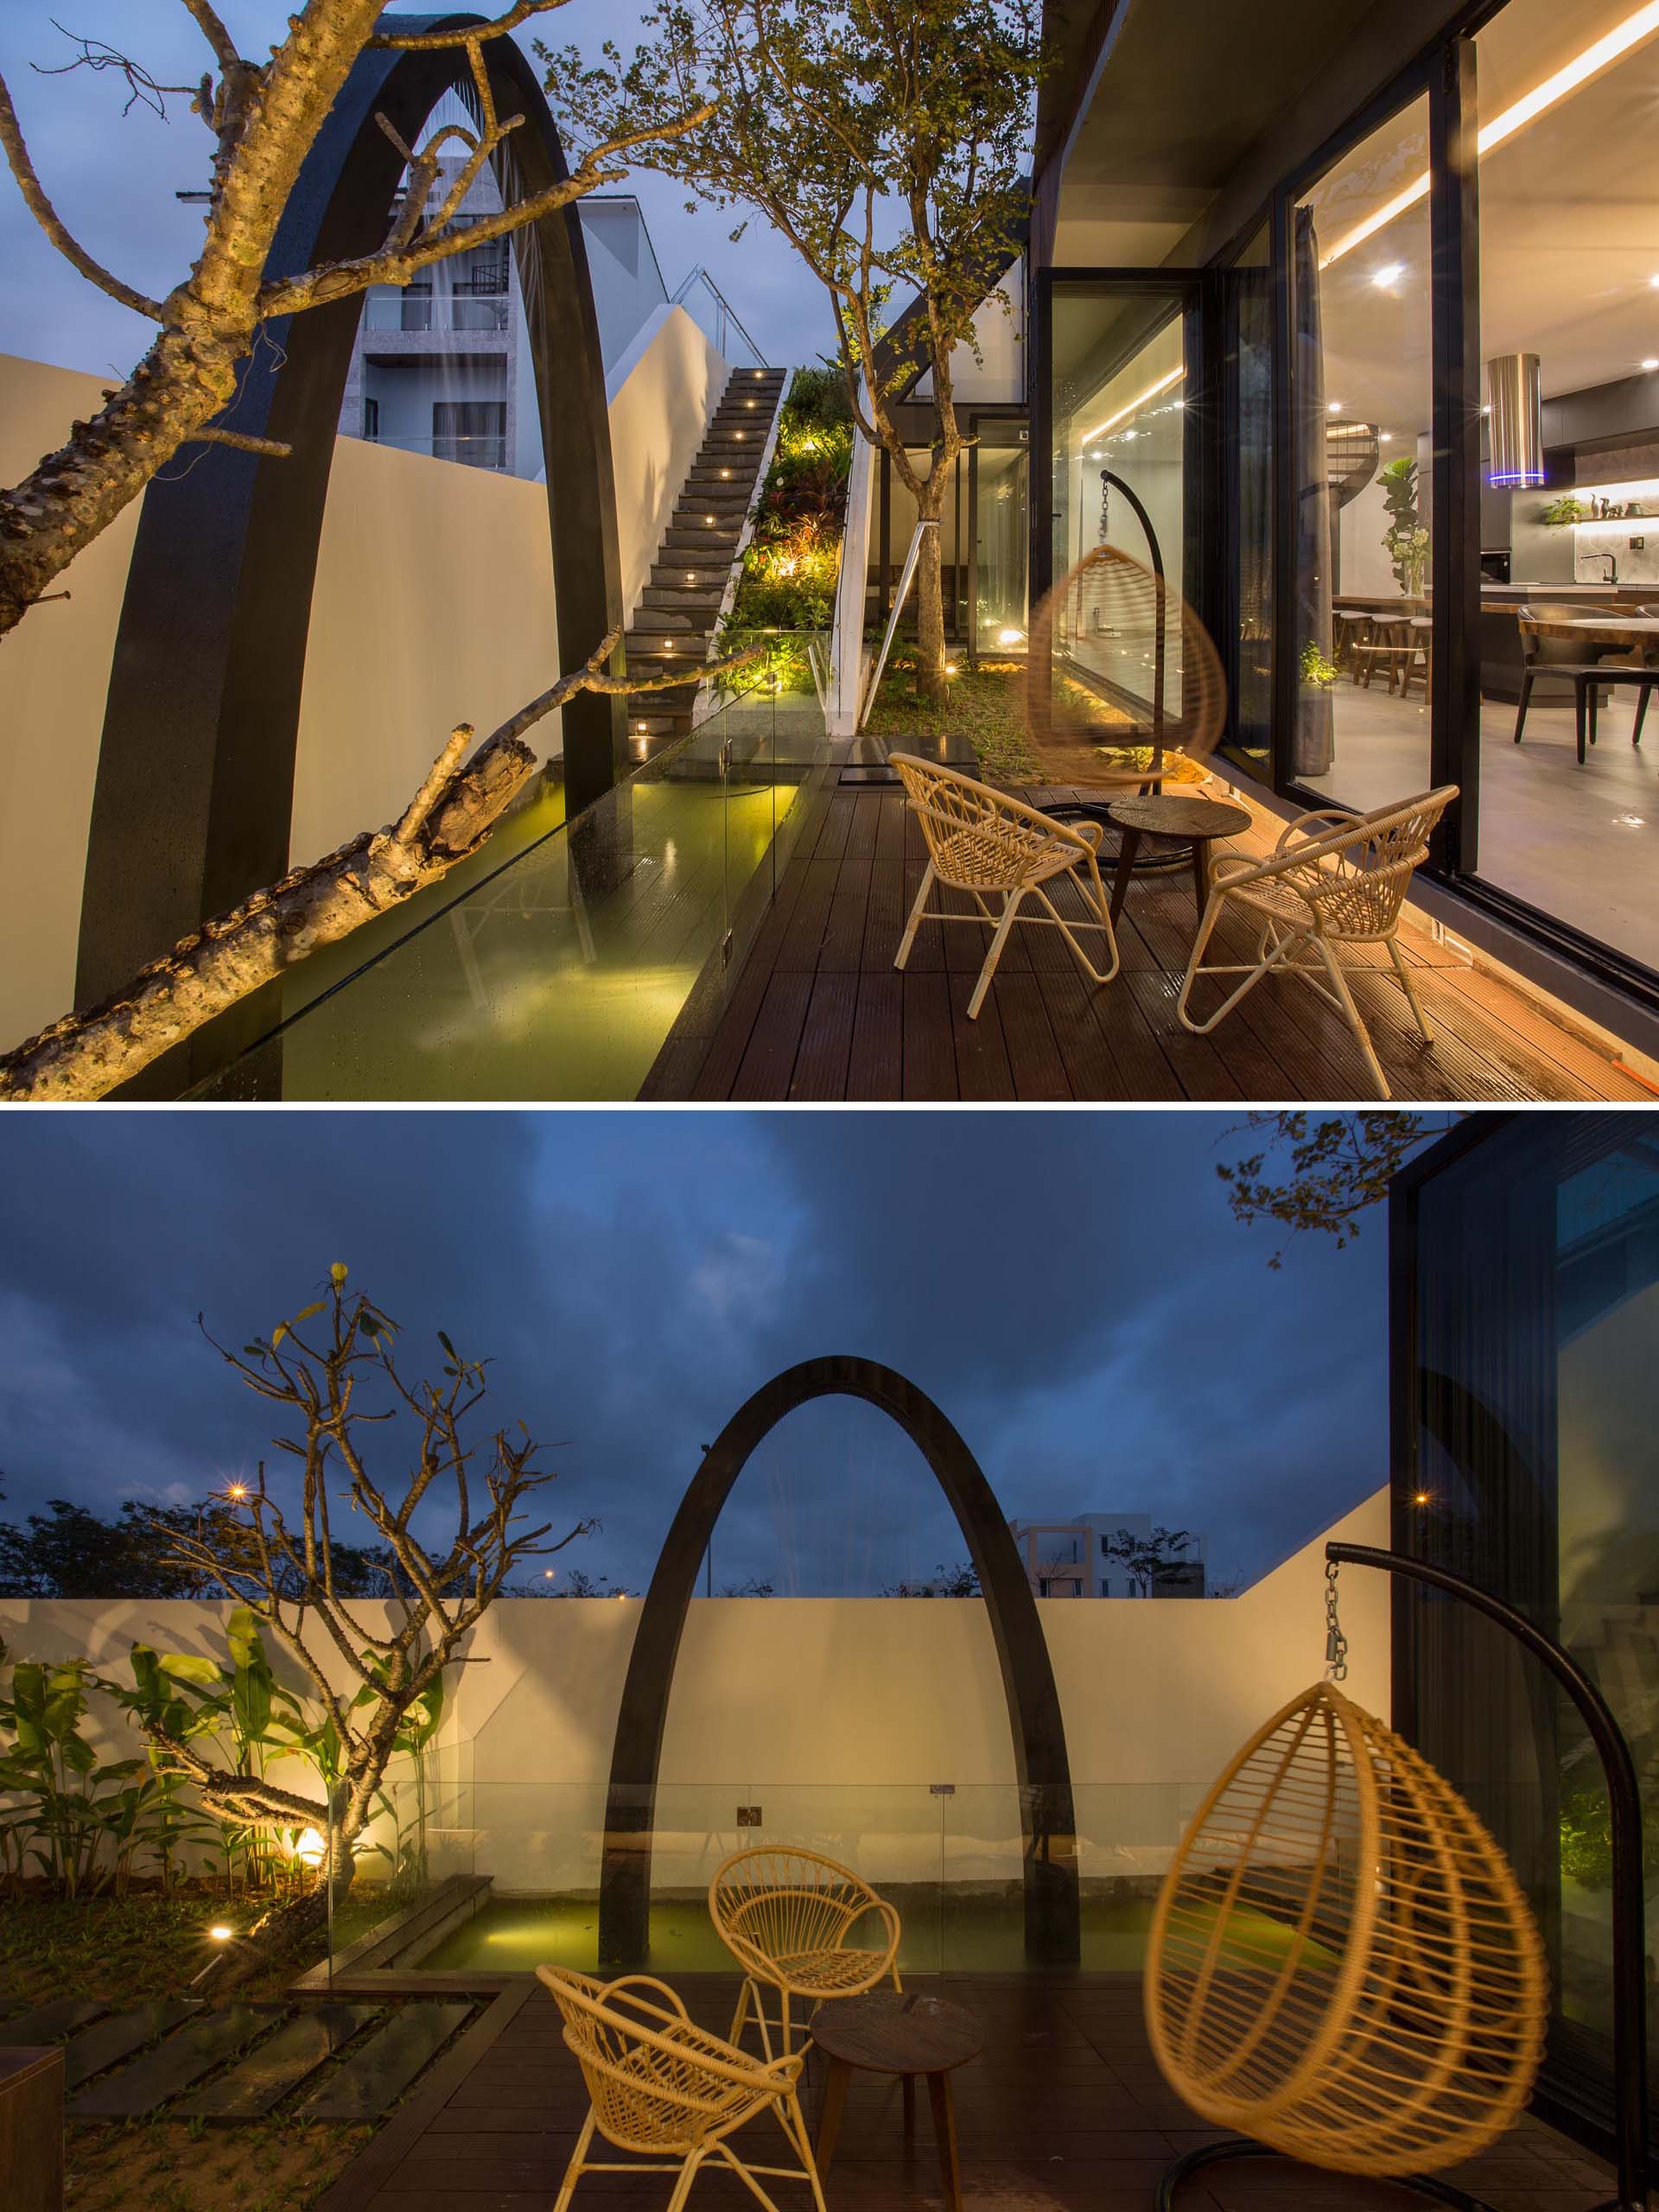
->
[1396, 1116, 1659, 2153]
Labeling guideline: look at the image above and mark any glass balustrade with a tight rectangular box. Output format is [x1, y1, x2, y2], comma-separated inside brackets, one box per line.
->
[321, 1773, 1193, 1982]
[186, 636, 832, 1101]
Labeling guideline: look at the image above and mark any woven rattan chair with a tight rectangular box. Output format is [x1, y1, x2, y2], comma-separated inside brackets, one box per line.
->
[889, 754, 1119, 1019]
[1144, 1683, 1548, 2183]
[709, 1845, 902, 2057]
[537, 1966, 827, 2212]
[1176, 786, 1457, 1099]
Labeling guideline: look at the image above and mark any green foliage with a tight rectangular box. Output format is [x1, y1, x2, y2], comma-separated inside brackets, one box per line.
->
[1541, 493, 1587, 527]
[1300, 639, 1339, 688]
[1559, 1781, 1659, 1890]
[716, 378, 855, 672]
[1379, 456, 1428, 594]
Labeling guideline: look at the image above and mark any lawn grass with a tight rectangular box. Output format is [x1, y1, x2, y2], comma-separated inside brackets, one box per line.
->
[0, 1885, 400, 2009]
[862, 658, 1040, 781]
[1, 1886, 416, 2212]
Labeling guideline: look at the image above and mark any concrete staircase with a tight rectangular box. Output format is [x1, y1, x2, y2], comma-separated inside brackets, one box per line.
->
[625, 365, 788, 753]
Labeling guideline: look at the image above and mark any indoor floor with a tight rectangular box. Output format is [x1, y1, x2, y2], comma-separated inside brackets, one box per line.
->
[1300, 686, 1659, 973]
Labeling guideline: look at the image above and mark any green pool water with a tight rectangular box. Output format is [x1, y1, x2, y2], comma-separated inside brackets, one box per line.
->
[194, 777, 790, 1100]
[411, 1891, 1329, 1976]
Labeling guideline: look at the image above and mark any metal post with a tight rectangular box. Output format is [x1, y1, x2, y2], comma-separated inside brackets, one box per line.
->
[1099, 468, 1166, 752]
[857, 520, 938, 731]
[1327, 1541, 1649, 2212]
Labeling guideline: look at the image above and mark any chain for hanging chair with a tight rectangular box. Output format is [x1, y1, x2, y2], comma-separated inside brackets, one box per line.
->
[1324, 1556, 1349, 1682]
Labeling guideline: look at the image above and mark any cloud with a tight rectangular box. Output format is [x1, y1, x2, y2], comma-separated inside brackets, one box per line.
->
[0, 1110, 1389, 1595]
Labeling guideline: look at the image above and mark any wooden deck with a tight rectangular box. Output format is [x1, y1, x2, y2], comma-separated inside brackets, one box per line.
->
[642, 781, 1655, 1103]
[314, 1971, 1620, 2212]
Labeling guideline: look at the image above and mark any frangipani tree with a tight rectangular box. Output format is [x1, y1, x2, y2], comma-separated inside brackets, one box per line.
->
[549, 0, 1044, 704]
[0, 0, 713, 642]
[130, 1262, 588, 1971]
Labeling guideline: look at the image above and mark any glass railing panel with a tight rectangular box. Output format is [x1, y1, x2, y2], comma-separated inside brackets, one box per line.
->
[187, 646, 830, 1100]
[1074, 1781, 1190, 1970]
[328, 1779, 944, 1980]
[939, 1783, 1030, 1973]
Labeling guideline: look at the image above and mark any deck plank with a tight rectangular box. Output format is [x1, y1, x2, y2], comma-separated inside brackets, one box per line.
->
[316, 1973, 1617, 2212]
[180, 2004, 379, 2120]
[643, 782, 1643, 1100]
[296, 2000, 473, 2123]
[69, 2004, 281, 2118]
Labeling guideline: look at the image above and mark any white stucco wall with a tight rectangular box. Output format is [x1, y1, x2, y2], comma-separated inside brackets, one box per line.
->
[0, 354, 144, 1055]
[913, 258, 1027, 405]
[605, 303, 728, 622]
[0, 1491, 1389, 1895]
[289, 434, 566, 867]
[0, 318, 728, 1054]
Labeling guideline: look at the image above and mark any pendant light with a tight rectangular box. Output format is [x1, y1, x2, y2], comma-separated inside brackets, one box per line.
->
[1486, 353, 1544, 487]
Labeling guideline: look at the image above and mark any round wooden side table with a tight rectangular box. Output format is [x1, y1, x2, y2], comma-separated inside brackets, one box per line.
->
[1105, 792, 1252, 922]
[808, 1990, 983, 2211]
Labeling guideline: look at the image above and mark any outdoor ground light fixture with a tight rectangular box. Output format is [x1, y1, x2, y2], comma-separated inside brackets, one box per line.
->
[1486, 352, 1545, 486]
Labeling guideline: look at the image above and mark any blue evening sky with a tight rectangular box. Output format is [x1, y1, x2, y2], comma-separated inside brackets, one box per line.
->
[0, 2, 830, 381]
[0, 1111, 1390, 1594]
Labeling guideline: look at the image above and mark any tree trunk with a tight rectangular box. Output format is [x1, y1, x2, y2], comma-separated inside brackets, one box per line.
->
[914, 508, 947, 708]
[0, 326, 251, 641]
[0, 725, 537, 1102]
[207, 1822, 359, 1993]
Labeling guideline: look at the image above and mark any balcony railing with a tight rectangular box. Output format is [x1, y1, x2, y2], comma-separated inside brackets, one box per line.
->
[363, 291, 511, 334]
[360, 431, 508, 471]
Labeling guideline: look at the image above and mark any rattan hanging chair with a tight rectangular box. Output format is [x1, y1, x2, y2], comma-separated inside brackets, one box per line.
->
[1024, 544, 1227, 791]
[1145, 1683, 1548, 2196]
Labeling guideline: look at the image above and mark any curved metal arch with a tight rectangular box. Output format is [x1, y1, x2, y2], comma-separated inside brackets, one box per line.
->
[598, 1356, 1081, 1968]
[78, 13, 625, 1084]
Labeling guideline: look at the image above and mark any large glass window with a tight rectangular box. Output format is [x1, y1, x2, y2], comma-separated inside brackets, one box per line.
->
[1292, 95, 1434, 807]
[1400, 1116, 1659, 2145]
[1050, 282, 1192, 717]
[1226, 224, 1274, 779]
[1474, 0, 1659, 976]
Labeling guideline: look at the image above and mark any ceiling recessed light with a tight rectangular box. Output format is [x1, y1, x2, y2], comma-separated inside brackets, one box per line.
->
[1372, 263, 1405, 287]
[1328, 401, 1343, 414]
[1643, 359, 1659, 371]
[1379, 432, 1395, 443]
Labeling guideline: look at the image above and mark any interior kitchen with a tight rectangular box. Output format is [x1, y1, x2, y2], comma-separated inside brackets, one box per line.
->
[1295, 0, 1659, 978]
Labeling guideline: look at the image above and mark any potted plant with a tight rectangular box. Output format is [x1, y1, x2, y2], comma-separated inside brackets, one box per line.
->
[1379, 455, 1429, 595]
[1541, 493, 1588, 526]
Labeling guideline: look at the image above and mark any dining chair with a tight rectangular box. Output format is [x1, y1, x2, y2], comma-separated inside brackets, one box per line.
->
[1512, 603, 1653, 763]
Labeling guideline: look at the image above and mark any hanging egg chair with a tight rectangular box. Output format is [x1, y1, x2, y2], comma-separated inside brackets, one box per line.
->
[1023, 543, 1227, 792]
[1145, 1682, 1548, 2203]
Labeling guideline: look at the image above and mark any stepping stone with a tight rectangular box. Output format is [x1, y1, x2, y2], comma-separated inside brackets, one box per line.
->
[295, 2001, 472, 2121]
[69, 2005, 283, 2119]
[179, 2004, 380, 2120]
[0, 1999, 108, 2046]
[64, 2001, 201, 2091]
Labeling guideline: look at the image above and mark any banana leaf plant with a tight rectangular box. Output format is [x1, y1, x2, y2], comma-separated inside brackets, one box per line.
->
[3, 1656, 151, 1898]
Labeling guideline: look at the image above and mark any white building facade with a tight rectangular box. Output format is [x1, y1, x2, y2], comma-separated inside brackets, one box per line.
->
[1007, 1512, 1208, 1598]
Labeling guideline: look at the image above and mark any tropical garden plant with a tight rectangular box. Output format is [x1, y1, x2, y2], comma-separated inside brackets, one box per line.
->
[0, 1262, 588, 1983]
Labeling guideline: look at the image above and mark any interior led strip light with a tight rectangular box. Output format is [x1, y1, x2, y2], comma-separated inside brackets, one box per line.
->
[1320, 0, 1659, 268]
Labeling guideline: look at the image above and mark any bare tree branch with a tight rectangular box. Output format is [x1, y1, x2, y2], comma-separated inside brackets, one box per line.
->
[187, 427, 294, 457]
[0, 71, 163, 318]
[178, 0, 243, 74]
[370, 1, 578, 48]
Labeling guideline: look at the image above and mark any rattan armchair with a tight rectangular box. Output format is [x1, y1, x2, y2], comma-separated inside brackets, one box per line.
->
[889, 753, 1119, 1020]
[709, 1845, 903, 2057]
[1176, 787, 1457, 1100]
[537, 1966, 827, 2212]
